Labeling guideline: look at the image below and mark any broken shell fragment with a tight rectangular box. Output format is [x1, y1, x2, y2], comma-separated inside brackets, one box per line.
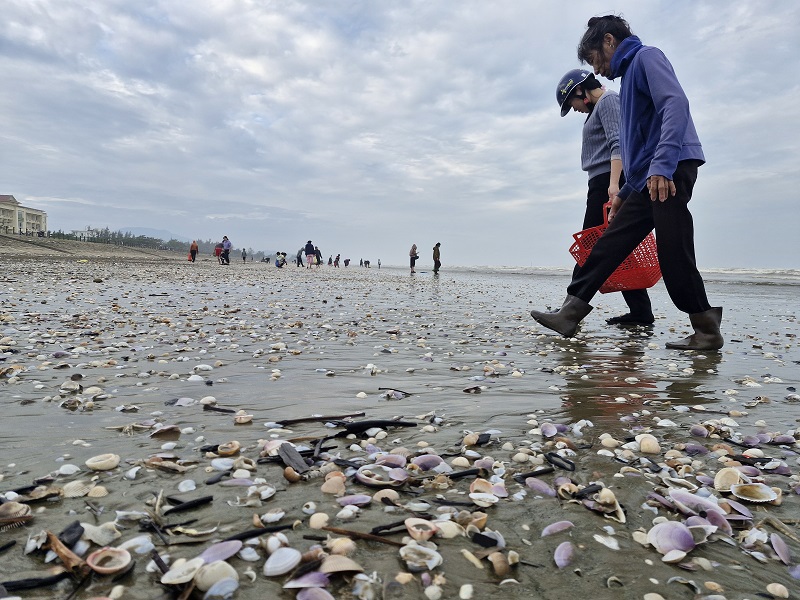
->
[405, 518, 439, 541]
[86, 546, 132, 575]
[161, 557, 205, 585]
[194, 560, 239, 591]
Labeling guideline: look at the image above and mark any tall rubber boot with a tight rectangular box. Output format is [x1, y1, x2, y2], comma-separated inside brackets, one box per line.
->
[606, 289, 654, 325]
[531, 295, 593, 338]
[665, 307, 724, 351]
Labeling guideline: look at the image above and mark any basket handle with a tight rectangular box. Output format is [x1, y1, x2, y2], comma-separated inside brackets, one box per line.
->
[602, 201, 612, 226]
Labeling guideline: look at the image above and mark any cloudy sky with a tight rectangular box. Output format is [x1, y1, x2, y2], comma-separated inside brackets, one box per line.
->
[2, 1, 798, 268]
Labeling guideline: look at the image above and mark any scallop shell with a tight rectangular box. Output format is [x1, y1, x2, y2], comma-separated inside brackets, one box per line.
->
[62, 480, 94, 498]
[161, 557, 205, 585]
[85, 453, 120, 471]
[319, 554, 365, 574]
[194, 560, 239, 591]
[263, 547, 302, 577]
[729, 483, 778, 503]
[86, 546, 132, 575]
[87, 485, 109, 498]
[325, 537, 357, 556]
[713, 467, 742, 492]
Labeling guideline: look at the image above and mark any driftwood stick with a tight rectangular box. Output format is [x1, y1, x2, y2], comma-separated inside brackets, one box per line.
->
[321, 526, 404, 547]
[274, 412, 366, 426]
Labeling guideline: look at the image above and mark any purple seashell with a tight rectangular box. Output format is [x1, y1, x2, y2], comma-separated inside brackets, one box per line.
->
[204, 577, 239, 599]
[540, 423, 557, 438]
[695, 475, 715, 487]
[494, 351, 507, 356]
[364, 444, 382, 454]
[218, 478, 256, 487]
[723, 514, 753, 523]
[646, 492, 676, 510]
[689, 425, 709, 438]
[741, 435, 760, 447]
[684, 443, 709, 456]
[297, 588, 336, 600]
[420, 572, 432, 587]
[646, 521, 696, 555]
[554, 541, 574, 568]
[771, 533, 791, 565]
[723, 498, 753, 519]
[198, 540, 243, 564]
[337, 494, 372, 507]
[354, 465, 398, 488]
[411, 455, 443, 471]
[473, 458, 494, 470]
[553, 476, 572, 488]
[375, 454, 407, 468]
[735, 465, 761, 478]
[770, 434, 796, 445]
[619, 415, 637, 423]
[756, 433, 772, 443]
[766, 464, 792, 475]
[283, 572, 331, 589]
[541, 521, 574, 537]
[703, 509, 733, 536]
[789, 564, 800, 580]
[388, 468, 410, 482]
[525, 477, 556, 497]
[668, 489, 725, 516]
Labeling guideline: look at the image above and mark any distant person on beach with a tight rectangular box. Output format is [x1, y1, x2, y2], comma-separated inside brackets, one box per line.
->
[554, 67, 653, 326]
[275, 252, 287, 268]
[220, 236, 232, 265]
[214, 242, 223, 264]
[304, 240, 315, 269]
[189, 240, 199, 263]
[296, 248, 304, 267]
[328, 255, 333, 266]
[377, 259, 381, 269]
[432, 242, 441, 273]
[531, 15, 723, 351]
[334, 254, 340, 267]
[409, 244, 419, 274]
[241, 248, 247, 263]
[314, 246, 322, 268]
[344, 258, 350, 267]
[360, 258, 363, 267]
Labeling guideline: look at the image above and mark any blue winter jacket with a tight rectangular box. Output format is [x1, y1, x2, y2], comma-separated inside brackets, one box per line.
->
[609, 36, 705, 200]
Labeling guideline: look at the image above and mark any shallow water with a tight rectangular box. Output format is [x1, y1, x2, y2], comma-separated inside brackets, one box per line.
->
[1, 259, 798, 599]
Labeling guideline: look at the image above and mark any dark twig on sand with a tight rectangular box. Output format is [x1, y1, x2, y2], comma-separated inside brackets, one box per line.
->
[274, 412, 366, 426]
[321, 526, 405, 547]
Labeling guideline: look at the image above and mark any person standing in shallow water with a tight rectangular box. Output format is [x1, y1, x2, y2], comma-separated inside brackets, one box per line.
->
[432, 242, 441, 273]
[189, 240, 198, 263]
[555, 68, 653, 325]
[531, 15, 723, 351]
[409, 244, 419, 274]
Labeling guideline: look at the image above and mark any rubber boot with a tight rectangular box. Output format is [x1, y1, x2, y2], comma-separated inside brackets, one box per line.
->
[531, 295, 593, 338]
[665, 307, 724, 351]
[606, 290, 654, 325]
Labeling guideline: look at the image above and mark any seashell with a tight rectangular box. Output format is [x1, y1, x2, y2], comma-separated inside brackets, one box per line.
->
[488, 551, 510, 577]
[57, 464, 81, 476]
[326, 537, 357, 556]
[689, 424, 709, 438]
[541, 521, 574, 537]
[263, 547, 302, 577]
[319, 554, 365, 574]
[283, 467, 302, 483]
[199, 540, 243, 564]
[264, 533, 289, 554]
[668, 489, 725, 516]
[233, 456, 256, 471]
[87, 485, 109, 498]
[766, 583, 789, 598]
[405, 518, 439, 541]
[398, 541, 442, 572]
[525, 477, 556, 497]
[117, 534, 154, 555]
[770, 533, 791, 566]
[646, 521, 695, 555]
[309, 513, 330, 529]
[204, 577, 240, 598]
[238, 547, 261, 562]
[297, 589, 336, 600]
[81, 522, 122, 546]
[302, 502, 316, 515]
[320, 477, 347, 496]
[85, 453, 120, 471]
[469, 478, 493, 494]
[713, 467, 742, 491]
[178, 479, 197, 493]
[63, 480, 94, 498]
[283, 571, 331, 589]
[194, 560, 239, 591]
[86, 546, 132, 575]
[337, 494, 372, 507]
[553, 541, 574, 568]
[540, 423, 558, 438]
[411, 454, 444, 471]
[375, 454, 407, 468]
[161, 557, 205, 585]
[635, 434, 661, 454]
[373, 489, 400, 503]
[336, 505, 360, 521]
[234, 410, 253, 425]
[434, 520, 466, 539]
[260, 508, 286, 524]
[729, 483, 778, 503]
[217, 441, 241, 456]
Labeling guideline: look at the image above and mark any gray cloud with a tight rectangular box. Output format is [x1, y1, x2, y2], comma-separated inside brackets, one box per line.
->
[2, 1, 798, 268]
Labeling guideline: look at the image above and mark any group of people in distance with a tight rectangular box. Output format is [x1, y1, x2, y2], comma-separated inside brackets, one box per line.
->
[531, 15, 723, 352]
[409, 242, 441, 274]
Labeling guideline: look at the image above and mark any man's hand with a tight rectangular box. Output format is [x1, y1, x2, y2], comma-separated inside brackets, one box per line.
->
[647, 175, 676, 202]
[608, 196, 623, 221]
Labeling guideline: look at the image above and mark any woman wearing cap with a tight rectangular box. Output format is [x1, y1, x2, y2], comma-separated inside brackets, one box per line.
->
[531, 15, 722, 351]
[556, 68, 653, 326]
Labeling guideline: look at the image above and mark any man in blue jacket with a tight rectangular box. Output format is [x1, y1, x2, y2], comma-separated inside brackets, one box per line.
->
[531, 15, 723, 351]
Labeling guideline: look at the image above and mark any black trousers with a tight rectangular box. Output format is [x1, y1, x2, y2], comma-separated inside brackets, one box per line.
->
[568, 160, 711, 314]
[571, 172, 651, 316]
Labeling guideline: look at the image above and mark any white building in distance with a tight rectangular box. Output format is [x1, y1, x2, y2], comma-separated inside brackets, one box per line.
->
[0, 195, 48, 235]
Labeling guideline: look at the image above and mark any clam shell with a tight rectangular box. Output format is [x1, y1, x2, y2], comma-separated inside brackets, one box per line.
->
[194, 560, 239, 591]
[217, 441, 241, 456]
[398, 541, 442, 572]
[85, 453, 120, 471]
[337, 494, 372, 507]
[326, 537, 357, 556]
[62, 480, 94, 498]
[554, 541, 574, 568]
[204, 577, 240, 598]
[729, 483, 778, 503]
[405, 518, 439, 541]
[263, 547, 302, 577]
[86, 546, 132, 575]
[309, 513, 330, 529]
[283, 572, 331, 589]
[81, 522, 122, 546]
[319, 554, 365, 574]
[199, 540, 243, 564]
[297, 589, 336, 600]
[411, 455, 443, 471]
[541, 521, 574, 537]
[469, 492, 499, 507]
[713, 467, 742, 492]
[161, 557, 205, 585]
[646, 521, 695, 555]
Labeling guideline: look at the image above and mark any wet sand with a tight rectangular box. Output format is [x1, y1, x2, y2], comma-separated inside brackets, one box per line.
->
[0, 251, 799, 600]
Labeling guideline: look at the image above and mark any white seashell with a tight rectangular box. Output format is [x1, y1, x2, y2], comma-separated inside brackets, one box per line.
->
[238, 547, 261, 562]
[117, 534, 155, 555]
[63, 480, 94, 498]
[399, 541, 443, 572]
[712, 467, 742, 492]
[124, 466, 141, 480]
[309, 513, 330, 529]
[405, 518, 439, 541]
[260, 508, 286, 524]
[57, 464, 81, 476]
[85, 453, 120, 471]
[81, 522, 122, 546]
[161, 557, 205, 585]
[635, 434, 661, 454]
[86, 547, 132, 575]
[468, 492, 499, 507]
[178, 480, 196, 493]
[87, 485, 109, 498]
[194, 560, 239, 592]
[302, 502, 317, 515]
[263, 547, 302, 577]
[729, 483, 778, 503]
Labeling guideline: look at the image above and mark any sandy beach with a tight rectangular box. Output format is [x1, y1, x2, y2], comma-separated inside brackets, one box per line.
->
[0, 240, 799, 600]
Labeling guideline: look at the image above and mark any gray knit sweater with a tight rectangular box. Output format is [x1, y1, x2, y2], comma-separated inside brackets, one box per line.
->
[581, 90, 622, 179]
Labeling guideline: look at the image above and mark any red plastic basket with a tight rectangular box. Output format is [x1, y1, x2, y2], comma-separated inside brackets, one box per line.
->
[569, 202, 662, 294]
